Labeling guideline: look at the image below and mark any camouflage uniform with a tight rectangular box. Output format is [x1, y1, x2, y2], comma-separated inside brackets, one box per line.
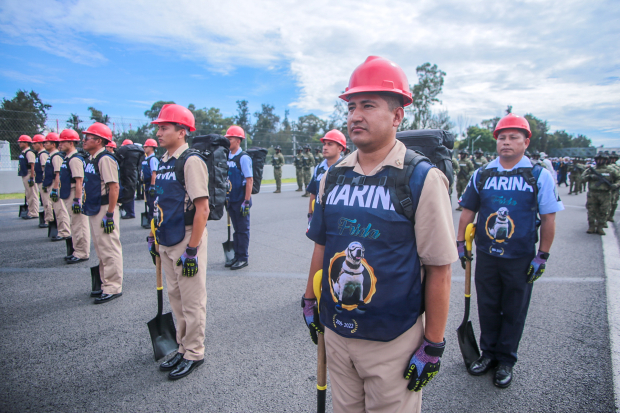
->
[569, 160, 585, 194]
[294, 150, 304, 191]
[451, 157, 460, 195]
[301, 147, 315, 197]
[608, 153, 620, 221]
[581, 157, 620, 234]
[472, 150, 488, 169]
[272, 148, 285, 193]
[456, 151, 474, 210]
[314, 149, 324, 165]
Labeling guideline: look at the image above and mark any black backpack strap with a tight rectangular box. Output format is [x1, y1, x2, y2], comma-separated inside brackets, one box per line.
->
[173, 149, 209, 225]
[232, 151, 250, 178]
[389, 149, 431, 224]
[93, 152, 120, 205]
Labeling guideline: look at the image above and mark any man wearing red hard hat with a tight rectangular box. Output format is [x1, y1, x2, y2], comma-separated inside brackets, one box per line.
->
[17, 135, 39, 219]
[457, 113, 564, 387]
[58, 129, 90, 264]
[304, 56, 456, 411]
[43, 133, 72, 241]
[81, 122, 124, 303]
[141, 138, 159, 228]
[305, 129, 346, 227]
[32, 134, 53, 227]
[147, 104, 210, 380]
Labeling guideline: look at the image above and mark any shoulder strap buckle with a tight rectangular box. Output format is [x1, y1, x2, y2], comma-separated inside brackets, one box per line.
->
[336, 175, 346, 185]
[350, 176, 365, 186]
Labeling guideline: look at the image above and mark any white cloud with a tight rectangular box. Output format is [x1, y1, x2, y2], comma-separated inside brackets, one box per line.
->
[0, 0, 618, 143]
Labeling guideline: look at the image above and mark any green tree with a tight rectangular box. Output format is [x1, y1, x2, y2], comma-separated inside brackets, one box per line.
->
[0, 90, 51, 157]
[524, 114, 549, 152]
[458, 125, 496, 153]
[327, 99, 348, 135]
[233, 100, 252, 137]
[144, 101, 175, 120]
[188, 104, 233, 136]
[66, 113, 85, 138]
[88, 107, 110, 125]
[405, 63, 446, 130]
[294, 114, 326, 143]
[252, 104, 280, 145]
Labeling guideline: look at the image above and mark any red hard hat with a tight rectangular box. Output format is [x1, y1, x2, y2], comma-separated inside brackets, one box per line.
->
[59, 129, 80, 142]
[122, 139, 133, 146]
[106, 141, 117, 149]
[151, 104, 196, 132]
[493, 114, 532, 139]
[18, 135, 32, 143]
[340, 56, 413, 107]
[144, 138, 158, 147]
[45, 132, 60, 142]
[321, 129, 347, 149]
[32, 134, 46, 143]
[83, 122, 112, 141]
[225, 125, 245, 139]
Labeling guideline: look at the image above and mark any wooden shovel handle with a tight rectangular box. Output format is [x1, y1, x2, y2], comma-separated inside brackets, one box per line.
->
[155, 244, 162, 290]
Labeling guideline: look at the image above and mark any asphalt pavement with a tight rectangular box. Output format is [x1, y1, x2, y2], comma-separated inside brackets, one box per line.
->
[0, 182, 616, 412]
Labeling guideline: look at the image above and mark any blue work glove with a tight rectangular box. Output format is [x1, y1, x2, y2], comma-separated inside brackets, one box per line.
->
[50, 188, 59, 202]
[404, 337, 445, 392]
[101, 212, 115, 234]
[148, 186, 156, 197]
[527, 250, 549, 283]
[307, 213, 313, 226]
[457, 240, 472, 270]
[72, 198, 82, 214]
[240, 200, 251, 217]
[147, 235, 158, 266]
[176, 246, 198, 277]
[28, 177, 34, 187]
[301, 296, 323, 345]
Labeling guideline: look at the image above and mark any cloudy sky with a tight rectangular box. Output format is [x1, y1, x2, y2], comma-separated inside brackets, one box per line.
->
[0, 0, 618, 146]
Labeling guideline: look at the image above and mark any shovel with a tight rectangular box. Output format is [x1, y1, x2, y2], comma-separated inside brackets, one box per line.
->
[313, 270, 327, 413]
[456, 223, 480, 368]
[140, 202, 149, 228]
[222, 211, 235, 265]
[147, 232, 177, 360]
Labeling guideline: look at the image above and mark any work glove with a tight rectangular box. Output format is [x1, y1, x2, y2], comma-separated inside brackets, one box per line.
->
[301, 296, 323, 345]
[404, 337, 445, 392]
[42, 186, 48, 193]
[28, 178, 34, 187]
[148, 186, 156, 197]
[240, 200, 251, 217]
[101, 212, 115, 234]
[50, 188, 59, 202]
[457, 240, 472, 270]
[72, 198, 82, 214]
[307, 213, 313, 226]
[176, 246, 198, 277]
[147, 235, 158, 265]
[527, 250, 549, 283]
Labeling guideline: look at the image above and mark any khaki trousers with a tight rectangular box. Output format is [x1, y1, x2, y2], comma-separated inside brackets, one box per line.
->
[88, 205, 123, 294]
[160, 228, 208, 360]
[38, 183, 54, 222]
[22, 176, 40, 218]
[63, 189, 90, 260]
[51, 193, 71, 238]
[325, 316, 425, 413]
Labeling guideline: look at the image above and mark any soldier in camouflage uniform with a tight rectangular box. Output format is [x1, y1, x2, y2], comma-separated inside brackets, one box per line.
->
[608, 151, 620, 221]
[472, 148, 488, 169]
[581, 152, 620, 235]
[569, 158, 585, 195]
[455, 149, 474, 211]
[451, 156, 460, 196]
[314, 146, 323, 165]
[301, 144, 315, 197]
[271, 146, 285, 193]
[294, 148, 304, 191]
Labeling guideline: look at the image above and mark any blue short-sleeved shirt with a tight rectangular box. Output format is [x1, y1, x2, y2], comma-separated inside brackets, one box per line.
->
[459, 156, 564, 215]
[307, 159, 331, 196]
[149, 156, 159, 175]
[228, 148, 253, 184]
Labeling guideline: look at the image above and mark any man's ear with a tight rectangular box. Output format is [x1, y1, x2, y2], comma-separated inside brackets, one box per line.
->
[393, 107, 405, 128]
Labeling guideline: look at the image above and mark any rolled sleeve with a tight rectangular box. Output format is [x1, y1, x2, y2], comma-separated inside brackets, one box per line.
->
[184, 155, 209, 201]
[414, 168, 458, 266]
[240, 154, 253, 178]
[26, 151, 36, 164]
[69, 157, 84, 179]
[98, 156, 118, 184]
[538, 168, 565, 214]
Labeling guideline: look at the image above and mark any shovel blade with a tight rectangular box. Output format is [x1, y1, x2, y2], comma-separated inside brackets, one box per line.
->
[457, 320, 480, 368]
[19, 204, 28, 218]
[147, 312, 177, 360]
[48, 219, 58, 238]
[141, 212, 150, 228]
[222, 241, 235, 264]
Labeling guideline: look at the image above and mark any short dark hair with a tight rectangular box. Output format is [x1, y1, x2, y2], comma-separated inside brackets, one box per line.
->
[376, 92, 404, 111]
[173, 123, 190, 140]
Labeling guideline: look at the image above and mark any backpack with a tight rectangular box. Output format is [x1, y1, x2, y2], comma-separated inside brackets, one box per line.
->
[174, 134, 230, 221]
[395, 129, 455, 191]
[116, 144, 145, 202]
[321, 149, 432, 224]
[232, 147, 268, 194]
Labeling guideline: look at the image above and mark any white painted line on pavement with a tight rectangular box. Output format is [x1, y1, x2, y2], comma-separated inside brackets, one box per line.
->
[0, 202, 22, 207]
[451, 275, 603, 283]
[602, 228, 620, 411]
